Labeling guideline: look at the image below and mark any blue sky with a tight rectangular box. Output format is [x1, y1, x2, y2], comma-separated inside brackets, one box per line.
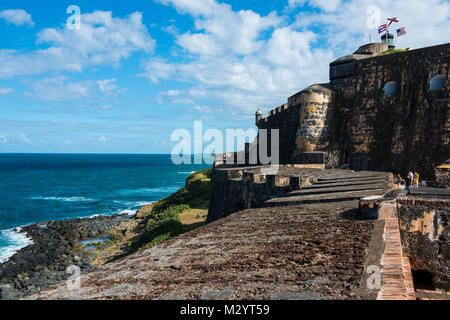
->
[0, 0, 448, 153]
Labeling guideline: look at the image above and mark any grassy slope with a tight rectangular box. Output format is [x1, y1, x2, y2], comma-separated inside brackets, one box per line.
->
[129, 168, 212, 251]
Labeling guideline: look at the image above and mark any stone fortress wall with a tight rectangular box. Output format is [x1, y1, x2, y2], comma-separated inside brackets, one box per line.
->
[255, 42, 450, 179]
[207, 43, 450, 292]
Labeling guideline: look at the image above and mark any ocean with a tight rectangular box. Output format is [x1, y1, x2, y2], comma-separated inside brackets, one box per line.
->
[0, 154, 211, 263]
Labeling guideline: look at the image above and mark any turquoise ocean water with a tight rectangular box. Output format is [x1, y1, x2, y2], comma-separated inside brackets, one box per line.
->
[0, 154, 210, 263]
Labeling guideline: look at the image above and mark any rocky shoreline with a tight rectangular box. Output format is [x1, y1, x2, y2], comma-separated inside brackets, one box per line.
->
[0, 211, 149, 299]
[0, 169, 212, 300]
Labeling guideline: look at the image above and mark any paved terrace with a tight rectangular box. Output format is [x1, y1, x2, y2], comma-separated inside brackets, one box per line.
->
[27, 170, 410, 300]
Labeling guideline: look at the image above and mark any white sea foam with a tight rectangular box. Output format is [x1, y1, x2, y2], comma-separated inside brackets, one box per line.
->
[133, 201, 156, 207]
[30, 196, 95, 202]
[118, 209, 137, 216]
[0, 227, 33, 264]
[88, 213, 107, 218]
[178, 171, 196, 175]
[117, 186, 180, 196]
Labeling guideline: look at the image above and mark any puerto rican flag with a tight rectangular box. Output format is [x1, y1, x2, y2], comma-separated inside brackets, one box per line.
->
[378, 24, 387, 34]
[397, 27, 407, 37]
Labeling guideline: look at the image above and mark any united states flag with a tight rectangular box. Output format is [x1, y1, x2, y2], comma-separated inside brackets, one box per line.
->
[397, 27, 407, 37]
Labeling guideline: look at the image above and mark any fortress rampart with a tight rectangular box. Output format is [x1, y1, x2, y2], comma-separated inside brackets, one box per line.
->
[255, 42, 449, 179]
[330, 43, 449, 177]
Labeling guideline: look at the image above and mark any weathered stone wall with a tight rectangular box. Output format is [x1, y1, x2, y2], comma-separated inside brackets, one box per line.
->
[397, 198, 450, 288]
[329, 43, 450, 179]
[207, 166, 318, 222]
[292, 85, 333, 161]
[255, 43, 449, 178]
[257, 104, 301, 164]
[257, 84, 333, 164]
[435, 163, 450, 188]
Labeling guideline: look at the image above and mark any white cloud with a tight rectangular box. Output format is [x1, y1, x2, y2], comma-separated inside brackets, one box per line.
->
[289, 0, 341, 12]
[99, 136, 107, 142]
[145, 0, 332, 115]
[0, 136, 7, 143]
[97, 79, 118, 93]
[145, 0, 450, 118]
[190, 105, 212, 113]
[0, 9, 34, 27]
[0, 11, 155, 79]
[28, 76, 92, 102]
[294, 0, 450, 52]
[164, 0, 282, 56]
[141, 58, 177, 83]
[19, 134, 30, 144]
[156, 0, 223, 17]
[0, 87, 13, 95]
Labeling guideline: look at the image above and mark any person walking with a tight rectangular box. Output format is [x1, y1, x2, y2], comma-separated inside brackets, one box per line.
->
[414, 172, 420, 189]
[406, 170, 413, 193]
[395, 174, 404, 189]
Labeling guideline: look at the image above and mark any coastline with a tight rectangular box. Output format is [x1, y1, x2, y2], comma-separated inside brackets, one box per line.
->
[0, 169, 212, 299]
[0, 212, 145, 299]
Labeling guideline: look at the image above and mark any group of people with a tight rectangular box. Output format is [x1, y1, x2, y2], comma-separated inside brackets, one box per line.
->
[395, 171, 420, 192]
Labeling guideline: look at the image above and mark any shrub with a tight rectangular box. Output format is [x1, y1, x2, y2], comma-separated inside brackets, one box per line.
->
[128, 169, 212, 252]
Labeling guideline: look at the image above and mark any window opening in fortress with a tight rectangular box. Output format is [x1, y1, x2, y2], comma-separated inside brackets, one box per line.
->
[429, 75, 445, 90]
[383, 81, 398, 95]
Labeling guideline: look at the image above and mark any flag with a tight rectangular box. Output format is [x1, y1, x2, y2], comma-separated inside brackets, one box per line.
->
[378, 24, 387, 34]
[387, 17, 399, 26]
[397, 27, 407, 37]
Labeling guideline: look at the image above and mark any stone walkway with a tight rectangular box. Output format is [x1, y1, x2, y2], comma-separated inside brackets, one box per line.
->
[26, 170, 399, 300]
[377, 218, 415, 300]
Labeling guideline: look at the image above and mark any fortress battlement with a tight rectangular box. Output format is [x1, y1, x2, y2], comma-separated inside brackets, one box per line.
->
[254, 42, 449, 176]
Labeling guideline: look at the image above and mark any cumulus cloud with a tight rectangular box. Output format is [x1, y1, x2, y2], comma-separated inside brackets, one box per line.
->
[98, 136, 107, 143]
[144, 0, 450, 118]
[145, 0, 332, 115]
[293, 0, 450, 52]
[0, 9, 34, 27]
[0, 87, 13, 95]
[0, 11, 155, 79]
[27, 76, 93, 102]
[288, 0, 342, 12]
[97, 79, 118, 94]
[141, 58, 177, 83]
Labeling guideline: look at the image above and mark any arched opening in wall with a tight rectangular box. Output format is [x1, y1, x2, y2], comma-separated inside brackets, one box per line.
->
[384, 81, 398, 95]
[412, 270, 435, 290]
[429, 75, 446, 90]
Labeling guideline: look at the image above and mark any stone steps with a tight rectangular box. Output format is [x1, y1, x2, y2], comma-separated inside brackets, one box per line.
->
[264, 171, 391, 207]
[264, 189, 387, 207]
[317, 175, 388, 182]
[289, 184, 388, 196]
[315, 177, 389, 185]
[306, 179, 388, 189]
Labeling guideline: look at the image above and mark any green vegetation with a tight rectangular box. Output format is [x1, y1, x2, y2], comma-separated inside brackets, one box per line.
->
[129, 168, 212, 251]
[377, 49, 407, 56]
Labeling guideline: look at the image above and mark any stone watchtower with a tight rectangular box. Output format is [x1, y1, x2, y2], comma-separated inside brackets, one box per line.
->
[291, 84, 333, 161]
[255, 108, 263, 126]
